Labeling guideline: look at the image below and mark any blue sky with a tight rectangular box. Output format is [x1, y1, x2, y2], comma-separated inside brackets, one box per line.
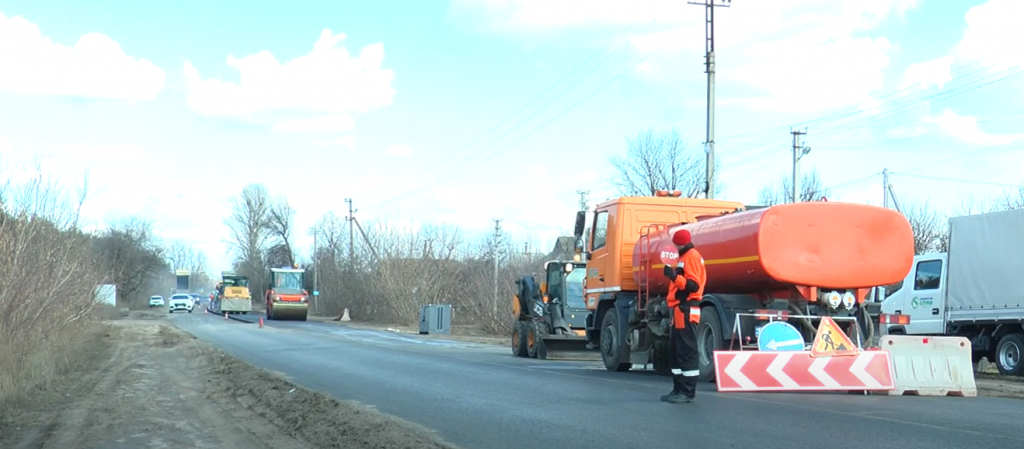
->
[1, 0, 1022, 273]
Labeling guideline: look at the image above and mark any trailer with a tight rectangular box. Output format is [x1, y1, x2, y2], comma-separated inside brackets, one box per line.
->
[881, 207, 1024, 377]
[173, 269, 190, 295]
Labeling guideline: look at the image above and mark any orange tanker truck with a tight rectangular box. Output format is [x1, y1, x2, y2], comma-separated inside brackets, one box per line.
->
[572, 191, 914, 381]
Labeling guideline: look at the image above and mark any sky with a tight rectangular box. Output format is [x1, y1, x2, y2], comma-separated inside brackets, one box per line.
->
[1, 0, 1023, 273]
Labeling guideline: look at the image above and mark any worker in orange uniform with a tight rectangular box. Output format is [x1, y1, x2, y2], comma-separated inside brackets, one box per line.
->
[661, 229, 706, 403]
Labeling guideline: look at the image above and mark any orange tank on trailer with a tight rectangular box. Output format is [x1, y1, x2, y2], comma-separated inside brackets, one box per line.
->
[631, 202, 915, 298]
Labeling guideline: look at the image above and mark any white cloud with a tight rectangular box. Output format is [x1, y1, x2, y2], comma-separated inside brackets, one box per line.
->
[926, 109, 1024, 146]
[274, 115, 355, 132]
[313, 136, 356, 148]
[183, 29, 395, 117]
[385, 144, 412, 157]
[900, 56, 953, 89]
[955, 0, 1024, 68]
[0, 12, 165, 100]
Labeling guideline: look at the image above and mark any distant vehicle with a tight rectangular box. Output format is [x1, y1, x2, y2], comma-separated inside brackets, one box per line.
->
[188, 293, 201, 306]
[168, 294, 194, 313]
[149, 295, 164, 307]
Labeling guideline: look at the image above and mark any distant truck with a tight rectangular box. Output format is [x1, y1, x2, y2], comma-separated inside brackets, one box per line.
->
[881, 208, 1024, 377]
[172, 269, 190, 295]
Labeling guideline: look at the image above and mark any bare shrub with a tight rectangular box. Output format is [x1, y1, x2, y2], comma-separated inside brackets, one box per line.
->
[0, 173, 105, 400]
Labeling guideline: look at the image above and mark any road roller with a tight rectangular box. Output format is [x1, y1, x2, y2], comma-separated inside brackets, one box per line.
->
[265, 266, 310, 321]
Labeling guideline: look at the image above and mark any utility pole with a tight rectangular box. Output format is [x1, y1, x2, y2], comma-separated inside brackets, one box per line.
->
[492, 219, 502, 316]
[791, 129, 811, 203]
[313, 229, 319, 312]
[689, 0, 731, 200]
[882, 168, 890, 209]
[576, 189, 589, 211]
[345, 198, 355, 265]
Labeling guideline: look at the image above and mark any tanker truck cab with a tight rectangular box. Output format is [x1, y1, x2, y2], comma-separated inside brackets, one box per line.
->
[573, 192, 746, 375]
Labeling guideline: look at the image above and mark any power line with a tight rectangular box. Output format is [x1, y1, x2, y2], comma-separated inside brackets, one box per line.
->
[374, 41, 671, 208]
[889, 172, 1021, 187]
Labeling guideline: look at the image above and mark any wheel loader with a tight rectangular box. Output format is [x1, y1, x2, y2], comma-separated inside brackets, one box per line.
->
[511, 260, 598, 360]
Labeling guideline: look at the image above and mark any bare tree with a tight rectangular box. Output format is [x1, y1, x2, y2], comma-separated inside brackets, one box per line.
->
[610, 128, 715, 198]
[266, 198, 297, 267]
[92, 217, 168, 305]
[224, 184, 273, 301]
[756, 168, 829, 206]
[901, 199, 945, 255]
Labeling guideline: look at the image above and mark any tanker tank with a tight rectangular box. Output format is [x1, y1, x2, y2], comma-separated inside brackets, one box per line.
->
[631, 201, 914, 297]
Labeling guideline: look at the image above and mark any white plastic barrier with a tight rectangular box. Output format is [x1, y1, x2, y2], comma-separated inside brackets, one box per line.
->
[878, 335, 977, 397]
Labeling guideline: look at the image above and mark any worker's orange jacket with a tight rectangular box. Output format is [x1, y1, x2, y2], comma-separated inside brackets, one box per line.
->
[667, 247, 706, 329]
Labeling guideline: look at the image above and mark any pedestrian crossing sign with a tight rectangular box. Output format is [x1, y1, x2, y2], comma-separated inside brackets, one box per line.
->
[810, 316, 859, 358]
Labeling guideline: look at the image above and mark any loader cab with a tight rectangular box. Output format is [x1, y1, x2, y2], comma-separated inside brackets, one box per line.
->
[543, 261, 587, 311]
[880, 253, 948, 335]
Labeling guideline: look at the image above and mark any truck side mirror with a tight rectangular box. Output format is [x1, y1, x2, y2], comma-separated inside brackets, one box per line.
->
[574, 211, 586, 238]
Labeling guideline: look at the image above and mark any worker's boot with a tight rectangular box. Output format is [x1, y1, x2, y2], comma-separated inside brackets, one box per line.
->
[661, 375, 683, 402]
[668, 375, 697, 404]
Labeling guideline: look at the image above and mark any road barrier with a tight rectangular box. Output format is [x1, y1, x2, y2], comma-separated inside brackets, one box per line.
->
[714, 350, 895, 392]
[340, 308, 351, 321]
[876, 335, 977, 397]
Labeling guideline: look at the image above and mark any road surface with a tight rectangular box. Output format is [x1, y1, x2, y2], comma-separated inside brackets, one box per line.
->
[174, 311, 1024, 449]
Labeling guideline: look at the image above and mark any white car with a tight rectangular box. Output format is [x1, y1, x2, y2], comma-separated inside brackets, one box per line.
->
[168, 294, 194, 313]
[149, 295, 164, 307]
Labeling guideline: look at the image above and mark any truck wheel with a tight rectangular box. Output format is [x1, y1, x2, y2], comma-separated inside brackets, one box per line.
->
[512, 322, 529, 357]
[599, 308, 631, 372]
[526, 324, 541, 358]
[996, 334, 1024, 376]
[697, 305, 724, 383]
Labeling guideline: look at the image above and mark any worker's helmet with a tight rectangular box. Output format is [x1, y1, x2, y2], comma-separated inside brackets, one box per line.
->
[672, 229, 692, 246]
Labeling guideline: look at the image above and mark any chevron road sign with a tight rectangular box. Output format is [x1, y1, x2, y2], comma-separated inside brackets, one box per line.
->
[714, 350, 895, 392]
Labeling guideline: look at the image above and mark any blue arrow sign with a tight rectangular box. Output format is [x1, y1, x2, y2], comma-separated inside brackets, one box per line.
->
[757, 321, 805, 352]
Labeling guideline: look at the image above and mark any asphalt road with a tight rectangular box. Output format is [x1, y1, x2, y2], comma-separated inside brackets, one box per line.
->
[172, 310, 1024, 449]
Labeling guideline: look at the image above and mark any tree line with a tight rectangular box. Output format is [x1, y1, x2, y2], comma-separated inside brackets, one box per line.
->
[0, 169, 210, 402]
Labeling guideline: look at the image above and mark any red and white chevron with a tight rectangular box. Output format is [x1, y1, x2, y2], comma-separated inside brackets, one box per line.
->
[714, 350, 895, 392]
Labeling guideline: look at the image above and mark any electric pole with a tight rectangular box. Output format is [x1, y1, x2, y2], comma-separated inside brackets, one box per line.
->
[492, 219, 502, 316]
[791, 129, 811, 203]
[576, 189, 589, 211]
[689, 0, 731, 200]
[882, 168, 890, 209]
[345, 198, 355, 265]
[313, 229, 318, 307]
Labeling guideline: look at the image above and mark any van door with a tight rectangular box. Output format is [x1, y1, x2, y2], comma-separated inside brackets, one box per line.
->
[904, 257, 946, 334]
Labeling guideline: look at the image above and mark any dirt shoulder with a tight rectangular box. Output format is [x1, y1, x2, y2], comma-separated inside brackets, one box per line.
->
[0, 312, 459, 449]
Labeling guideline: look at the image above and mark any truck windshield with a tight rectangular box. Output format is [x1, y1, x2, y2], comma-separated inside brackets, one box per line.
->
[564, 268, 586, 309]
[273, 272, 303, 292]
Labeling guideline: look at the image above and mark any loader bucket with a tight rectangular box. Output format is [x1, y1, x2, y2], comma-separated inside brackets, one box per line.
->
[538, 334, 600, 361]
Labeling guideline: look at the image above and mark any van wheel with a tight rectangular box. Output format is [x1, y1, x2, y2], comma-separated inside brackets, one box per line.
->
[600, 308, 631, 372]
[996, 334, 1024, 376]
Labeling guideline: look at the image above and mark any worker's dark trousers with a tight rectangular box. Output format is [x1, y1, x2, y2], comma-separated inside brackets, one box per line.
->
[668, 308, 699, 398]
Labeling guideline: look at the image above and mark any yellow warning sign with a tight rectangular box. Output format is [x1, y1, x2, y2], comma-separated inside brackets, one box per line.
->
[810, 316, 859, 358]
